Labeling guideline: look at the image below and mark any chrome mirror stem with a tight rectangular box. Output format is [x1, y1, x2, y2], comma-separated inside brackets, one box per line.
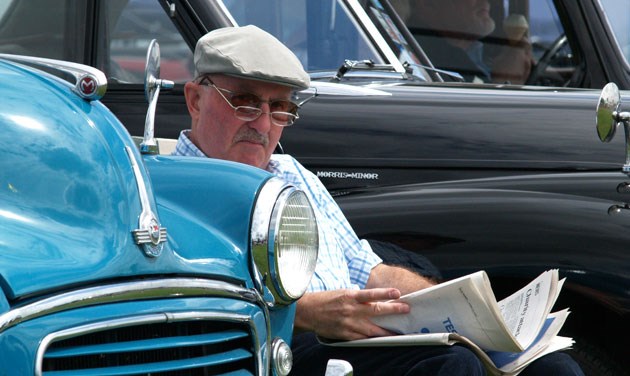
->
[140, 39, 174, 155]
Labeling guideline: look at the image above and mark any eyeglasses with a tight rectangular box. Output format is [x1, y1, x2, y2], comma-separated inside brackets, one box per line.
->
[197, 76, 300, 126]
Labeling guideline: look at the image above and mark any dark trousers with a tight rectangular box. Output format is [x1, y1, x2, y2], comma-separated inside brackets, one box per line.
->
[290, 332, 584, 376]
[291, 332, 484, 376]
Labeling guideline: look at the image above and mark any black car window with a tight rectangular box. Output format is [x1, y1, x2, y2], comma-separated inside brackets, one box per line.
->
[599, 0, 630, 68]
[391, 0, 578, 87]
[100, 0, 193, 84]
[0, 0, 80, 61]
[0, 0, 193, 84]
[223, 0, 383, 73]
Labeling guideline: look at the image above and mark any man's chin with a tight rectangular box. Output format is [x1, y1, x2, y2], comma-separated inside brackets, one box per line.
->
[233, 153, 266, 169]
[231, 142, 270, 168]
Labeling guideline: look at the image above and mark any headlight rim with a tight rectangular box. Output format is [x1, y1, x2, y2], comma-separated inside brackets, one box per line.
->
[250, 177, 318, 307]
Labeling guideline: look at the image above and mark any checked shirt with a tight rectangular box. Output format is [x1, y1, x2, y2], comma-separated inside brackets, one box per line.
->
[173, 130, 382, 291]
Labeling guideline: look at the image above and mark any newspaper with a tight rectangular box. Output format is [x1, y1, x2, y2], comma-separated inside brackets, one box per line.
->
[371, 269, 564, 351]
[320, 270, 573, 375]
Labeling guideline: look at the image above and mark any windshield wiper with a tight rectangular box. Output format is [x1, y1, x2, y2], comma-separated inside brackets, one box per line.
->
[332, 59, 399, 81]
[332, 59, 463, 83]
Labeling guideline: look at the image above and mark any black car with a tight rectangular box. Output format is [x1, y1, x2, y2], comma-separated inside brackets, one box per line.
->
[1, 0, 628, 373]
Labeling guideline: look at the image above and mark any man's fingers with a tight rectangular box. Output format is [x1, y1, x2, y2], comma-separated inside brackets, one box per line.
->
[351, 288, 410, 315]
[353, 288, 401, 303]
[368, 300, 410, 316]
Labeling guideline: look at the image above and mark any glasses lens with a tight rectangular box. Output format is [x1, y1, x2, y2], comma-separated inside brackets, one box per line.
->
[270, 100, 299, 115]
[229, 93, 262, 108]
[234, 106, 263, 121]
[271, 112, 297, 126]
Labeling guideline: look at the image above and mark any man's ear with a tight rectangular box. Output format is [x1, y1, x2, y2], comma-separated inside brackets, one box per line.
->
[184, 81, 201, 119]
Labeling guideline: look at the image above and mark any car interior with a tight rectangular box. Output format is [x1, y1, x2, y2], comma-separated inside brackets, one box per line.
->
[388, 0, 580, 87]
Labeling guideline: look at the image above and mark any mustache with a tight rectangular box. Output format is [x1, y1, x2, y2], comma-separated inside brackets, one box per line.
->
[233, 127, 269, 147]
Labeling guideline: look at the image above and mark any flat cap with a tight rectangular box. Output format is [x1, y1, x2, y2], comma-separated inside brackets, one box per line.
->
[194, 25, 310, 90]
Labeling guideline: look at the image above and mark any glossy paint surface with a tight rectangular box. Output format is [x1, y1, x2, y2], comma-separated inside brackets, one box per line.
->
[0, 60, 271, 300]
[282, 84, 628, 191]
[0, 60, 148, 298]
[0, 46, 297, 375]
[338, 172, 630, 283]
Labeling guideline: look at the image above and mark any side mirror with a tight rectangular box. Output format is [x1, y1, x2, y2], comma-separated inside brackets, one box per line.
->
[596, 82, 630, 173]
[140, 39, 174, 155]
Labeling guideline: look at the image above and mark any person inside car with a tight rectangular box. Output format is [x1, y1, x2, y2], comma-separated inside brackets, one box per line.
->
[396, 0, 533, 84]
[172, 25, 583, 375]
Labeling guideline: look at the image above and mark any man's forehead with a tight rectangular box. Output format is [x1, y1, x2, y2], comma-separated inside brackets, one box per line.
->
[211, 74, 294, 96]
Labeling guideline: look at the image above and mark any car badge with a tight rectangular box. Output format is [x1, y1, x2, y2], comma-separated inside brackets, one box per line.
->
[125, 146, 167, 257]
[77, 75, 97, 97]
[72, 70, 107, 100]
[133, 215, 167, 257]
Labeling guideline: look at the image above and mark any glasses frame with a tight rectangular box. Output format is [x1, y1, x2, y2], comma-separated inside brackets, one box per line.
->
[197, 76, 300, 127]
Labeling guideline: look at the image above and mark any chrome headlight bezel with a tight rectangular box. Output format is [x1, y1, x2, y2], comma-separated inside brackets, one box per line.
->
[251, 177, 318, 306]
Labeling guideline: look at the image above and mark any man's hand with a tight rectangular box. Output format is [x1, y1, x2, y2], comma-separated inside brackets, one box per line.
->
[294, 288, 410, 341]
[491, 38, 534, 85]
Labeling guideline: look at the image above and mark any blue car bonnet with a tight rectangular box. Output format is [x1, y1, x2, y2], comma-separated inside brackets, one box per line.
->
[0, 59, 269, 300]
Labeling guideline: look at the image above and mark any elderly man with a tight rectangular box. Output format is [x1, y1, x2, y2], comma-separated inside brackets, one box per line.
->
[173, 25, 583, 375]
[401, 0, 533, 84]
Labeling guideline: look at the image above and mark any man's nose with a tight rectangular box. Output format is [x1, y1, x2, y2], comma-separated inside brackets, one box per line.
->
[248, 103, 273, 133]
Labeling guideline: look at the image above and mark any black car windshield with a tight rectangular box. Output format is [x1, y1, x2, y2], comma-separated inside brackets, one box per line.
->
[222, 0, 392, 74]
[599, 0, 630, 67]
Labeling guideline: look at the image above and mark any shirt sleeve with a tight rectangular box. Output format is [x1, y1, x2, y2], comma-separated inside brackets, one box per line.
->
[315, 184, 382, 288]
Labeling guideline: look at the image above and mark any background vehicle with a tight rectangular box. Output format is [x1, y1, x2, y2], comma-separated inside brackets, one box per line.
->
[0, 45, 321, 374]
[0, 0, 627, 373]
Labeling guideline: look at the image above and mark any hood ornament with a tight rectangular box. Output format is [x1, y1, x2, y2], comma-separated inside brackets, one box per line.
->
[126, 146, 167, 257]
[133, 215, 167, 257]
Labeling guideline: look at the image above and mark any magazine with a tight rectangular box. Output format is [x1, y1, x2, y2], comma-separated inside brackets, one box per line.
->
[319, 269, 573, 376]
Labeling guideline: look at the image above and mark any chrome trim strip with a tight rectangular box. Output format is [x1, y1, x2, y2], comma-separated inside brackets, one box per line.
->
[35, 311, 263, 376]
[216, 0, 239, 26]
[126, 146, 167, 257]
[0, 278, 261, 334]
[309, 80, 392, 96]
[344, 0, 406, 73]
[0, 53, 107, 100]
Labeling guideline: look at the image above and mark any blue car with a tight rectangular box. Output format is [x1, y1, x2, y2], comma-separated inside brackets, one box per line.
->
[0, 45, 323, 375]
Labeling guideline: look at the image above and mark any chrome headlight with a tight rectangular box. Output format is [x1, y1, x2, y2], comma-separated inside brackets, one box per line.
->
[251, 178, 318, 306]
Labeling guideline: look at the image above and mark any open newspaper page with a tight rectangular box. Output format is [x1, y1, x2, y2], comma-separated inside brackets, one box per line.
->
[496, 269, 564, 348]
[369, 270, 560, 352]
[320, 270, 572, 375]
[487, 309, 573, 375]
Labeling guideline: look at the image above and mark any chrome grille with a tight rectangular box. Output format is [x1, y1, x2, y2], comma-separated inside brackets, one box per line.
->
[41, 320, 257, 375]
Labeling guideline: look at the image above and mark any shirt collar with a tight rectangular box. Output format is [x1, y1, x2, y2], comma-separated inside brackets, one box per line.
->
[173, 130, 207, 158]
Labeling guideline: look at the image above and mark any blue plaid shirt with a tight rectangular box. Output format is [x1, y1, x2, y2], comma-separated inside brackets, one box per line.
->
[173, 130, 382, 291]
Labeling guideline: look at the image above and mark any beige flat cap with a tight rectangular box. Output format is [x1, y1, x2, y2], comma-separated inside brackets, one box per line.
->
[194, 25, 310, 90]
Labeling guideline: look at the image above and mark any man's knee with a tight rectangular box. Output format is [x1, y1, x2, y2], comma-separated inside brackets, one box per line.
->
[446, 346, 486, 375]
[408, 345, 485, 376]
[521, 352, 584, 376]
